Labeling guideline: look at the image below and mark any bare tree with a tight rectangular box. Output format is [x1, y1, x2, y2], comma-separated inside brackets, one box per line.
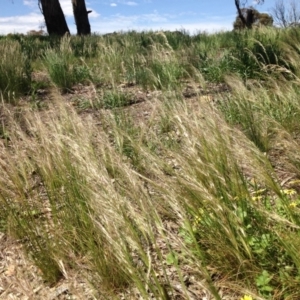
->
[39, 0, 70, 36]
[71, 0, 92, 35]
[272, 0, 300, 28]
[234, 0, 265, 29]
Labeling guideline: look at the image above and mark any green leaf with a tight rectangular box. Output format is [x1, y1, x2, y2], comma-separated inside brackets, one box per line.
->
[166, 252, 178, 265]
[261, 285, 273, 292]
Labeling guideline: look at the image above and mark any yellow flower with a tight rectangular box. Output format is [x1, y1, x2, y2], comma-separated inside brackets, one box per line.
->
[289, 202, 297, 208]
[192, 209, 204, 231]
[281, 189, 296, 196]
[251, 196, 262, 202]
[240, 295, 253, 300]
[194, 215, 201, 224]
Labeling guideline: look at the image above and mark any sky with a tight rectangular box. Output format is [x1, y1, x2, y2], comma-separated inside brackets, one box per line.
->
[0, 0, 277, 35]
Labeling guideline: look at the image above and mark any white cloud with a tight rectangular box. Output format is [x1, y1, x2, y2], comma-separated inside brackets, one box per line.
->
[23, 0, 36, 8]
[22, 0, 86, 18]
[91, 13, 232, 35]
[60, 0, 74, 17]
[107, 12, 169, 24]
[142, 12, 169, 23]
[0, 7, 231, 35]
[23, 0, 99, 18]
[110, 1, 138, 6]
[148, 22, 231, 34]
[0, 13, 44, 34]
[89, 10, 100, 18]
[92, 21, 231, 35]
[0, 1, 101, 35]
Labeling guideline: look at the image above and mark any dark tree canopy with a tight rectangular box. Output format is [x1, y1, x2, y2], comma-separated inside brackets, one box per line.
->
[234, 0, 265, 29]
[233, 8, 273, 30]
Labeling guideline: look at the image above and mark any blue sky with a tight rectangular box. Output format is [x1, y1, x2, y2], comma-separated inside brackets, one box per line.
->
[0, 0, 277, 35]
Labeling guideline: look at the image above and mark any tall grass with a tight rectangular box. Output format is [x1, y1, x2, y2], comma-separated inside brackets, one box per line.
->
[2, 27, 300, 299]
[43, 36, 91, 91]
[1, 87, 300, 298]
[0, 40, 31, 103]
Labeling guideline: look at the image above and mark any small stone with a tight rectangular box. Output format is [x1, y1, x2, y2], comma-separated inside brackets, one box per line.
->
[49, 284, 69, 300]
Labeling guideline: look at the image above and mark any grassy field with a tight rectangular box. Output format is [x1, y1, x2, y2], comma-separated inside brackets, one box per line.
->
[1, 27, 300, 299]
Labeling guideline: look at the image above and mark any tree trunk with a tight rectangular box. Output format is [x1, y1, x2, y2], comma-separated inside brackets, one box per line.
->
[39, 0, 70, 36]
[235, 0, 249, 28]
[245, 9, 254, 28]
[234, 0, 256, 29]
[71, 0, 91, 35]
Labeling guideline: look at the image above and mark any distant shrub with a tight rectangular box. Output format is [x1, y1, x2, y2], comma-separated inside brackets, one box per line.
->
[27, 30, 46, 36]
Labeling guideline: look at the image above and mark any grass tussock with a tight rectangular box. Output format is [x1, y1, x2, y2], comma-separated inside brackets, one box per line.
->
[0, 39, 31, 103]
[1, 27, 300, 299]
